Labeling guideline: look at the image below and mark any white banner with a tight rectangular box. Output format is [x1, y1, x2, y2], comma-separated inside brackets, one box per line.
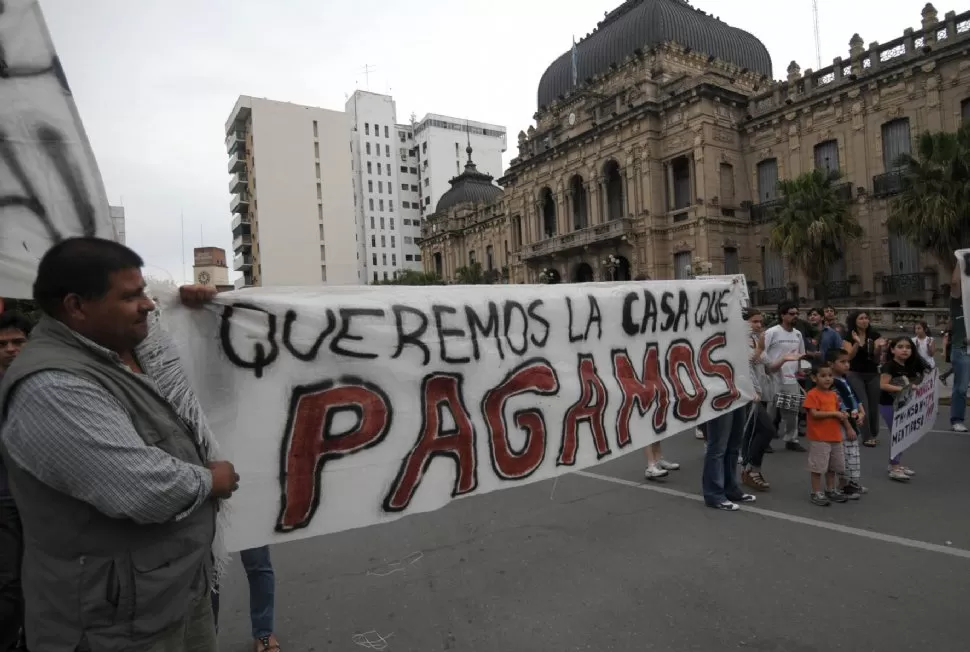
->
[890, 368, 938, 459]
[695, 274, 750, 307]
[165, 281, 754, 551]
[0, 0, 115, 299]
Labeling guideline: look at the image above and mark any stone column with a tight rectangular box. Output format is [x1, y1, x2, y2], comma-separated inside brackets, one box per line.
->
[665, 163, 675, 214]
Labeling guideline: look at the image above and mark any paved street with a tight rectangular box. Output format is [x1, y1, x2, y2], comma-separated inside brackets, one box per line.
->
[216, 409, 970, 652]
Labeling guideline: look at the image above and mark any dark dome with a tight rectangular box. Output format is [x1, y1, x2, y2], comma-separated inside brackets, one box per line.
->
[537, 0, 773, 109]
[435, 145, 503, 213]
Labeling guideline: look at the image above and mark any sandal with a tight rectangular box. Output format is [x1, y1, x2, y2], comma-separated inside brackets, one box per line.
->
[255, 635, 281, 652]
[863, 439, 878, 448]
[742, 470, 770, 491]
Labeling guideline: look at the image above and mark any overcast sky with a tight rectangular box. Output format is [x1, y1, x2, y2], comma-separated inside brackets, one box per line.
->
[39, 0, 927, 284]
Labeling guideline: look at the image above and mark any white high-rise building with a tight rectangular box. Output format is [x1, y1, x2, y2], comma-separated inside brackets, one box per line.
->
[345, 91, 506, 283]
[225, 96, 362, 288]
[109, 205, 126, 244]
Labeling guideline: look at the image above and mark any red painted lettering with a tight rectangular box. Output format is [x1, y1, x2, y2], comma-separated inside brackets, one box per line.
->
[666, 340, 706, 421]
[612, 345, 670, 448]
[558, 354, 611, 465]
[697, 333, 740, 410]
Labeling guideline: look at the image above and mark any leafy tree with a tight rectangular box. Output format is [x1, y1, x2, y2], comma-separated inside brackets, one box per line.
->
[768, 168, 863, 301]
[454, 262, 486, 285]
[888, 124, 970, 271]
[372, 270, 444, 286]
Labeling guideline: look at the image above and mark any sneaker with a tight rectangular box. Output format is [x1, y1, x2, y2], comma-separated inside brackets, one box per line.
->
[953, 422, 968, 433]
[841, 484, 862, 499]
[810, 491, 831, 506]
[742, 470, 771, 491]
[785, 441, 807, 452]
[657, 459, 680, 471]
[826, 489, 849, 503]
[645, 464, 669, 481]
[695, 428, 705, 439]
[708, 500, 740, 511]
[846, 481, 869, 494]
[888, 467, 911, 482]
[728, 493, 757, 504]
[902, 466, 916, 477]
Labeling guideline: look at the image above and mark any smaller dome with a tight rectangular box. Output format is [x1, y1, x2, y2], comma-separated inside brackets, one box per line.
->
[435, 146, 503, 213]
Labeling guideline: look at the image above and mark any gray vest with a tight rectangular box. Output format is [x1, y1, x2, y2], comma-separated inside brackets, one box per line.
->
[0, 318, 215, 652]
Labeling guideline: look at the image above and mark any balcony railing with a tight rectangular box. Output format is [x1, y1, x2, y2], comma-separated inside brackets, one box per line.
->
[521, 218, 634, 261]
[233, 234, 252, 252]
[230, 193, 250, 214]
[751, 197, 785, 224]
[873, 169, 905, 198]
[231, 213, 251, 234]
[815, 280, 852, 299]
[228, 149, 246, 174]
[229, 172, 248, 194]
[226, 130, 245, 154]
[882, 272, 931, 295]
[755, 287, 789, 306]
[233, 254, 253, 271]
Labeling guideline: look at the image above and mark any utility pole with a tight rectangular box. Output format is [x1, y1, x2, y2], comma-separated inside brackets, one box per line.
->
[359, 64, 377, 90]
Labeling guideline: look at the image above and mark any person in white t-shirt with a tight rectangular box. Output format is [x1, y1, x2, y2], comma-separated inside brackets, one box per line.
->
[914, 321, 936, 369]
[763, 301, 807, 452]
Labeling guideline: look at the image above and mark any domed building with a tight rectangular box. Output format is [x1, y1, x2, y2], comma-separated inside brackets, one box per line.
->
[421, 0, 970, 306]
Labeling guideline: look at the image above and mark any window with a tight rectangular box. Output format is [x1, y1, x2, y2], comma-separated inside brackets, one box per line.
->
[319, 224, 325, 239]
[373, 271, 378, 282]
[400, 166, 408, 173]
[425, 197, 431, 206]
[380, 217, 385, 229]
[403, 218, 411, 225]
[315, 162, 321, 178]
[368, 180, 373, 192]
[381, 235, 386, 247]
[378, 181, 383, 193]
[403, 201, 410, 209]
[385, 144, 390, 157]
[405, 236, 413, 244]
[963, 98, 970, 124]
[719, 163, 735, 206]
[374, 123, 379, 135]
[756, 159, 779, 202]
[384, 126, 389, 138]
[368, 198, 374, 210]
[366, 143, 371, 155]
[486, 245, 494, 271]
[469, 250, 477, 266]
[312, 120, 318, 137]
[762, 246, 784, 288]
[422, 142, 427, 153]
[424, 178, 429, 187]
[371, 235, 376, 247]
[723, 248, 739, 275]
[379, 199, 384, 211]
[401, 183, 409, 191]
[372, 253, 377, 265]
[389, 201, 394, 212]
[411, 184, 418, 192]
[377, 163, 382, 174]
[814, 140, 840, 173]
[369, 216, 375, 229]
[320, 245, 326, 262]
[387, 166, 391, 177]
[456, 161, 460, 175]
[415, 254, 422, 261]
[392, 254, 397, 265]
[382, 253, 387, 265]
[881, 118, 911, 170]
[456, 142, 460, 156]
[673, 251, 693, 280]
[406, 254, 413, 261]
[389, 218, 395, 229]
[321, 266, 327, 282]
[365, 162, 371, 174]
[383, 271, 389, 280]
[391, 236, 396, 247]
[314, 142, 320, 158]
[410, 167, 417, 174]
[399, 131, 406, 142]
[365, 123, 370, 135]
[316, 183, 322, 200]
[318, 205, 323, 221]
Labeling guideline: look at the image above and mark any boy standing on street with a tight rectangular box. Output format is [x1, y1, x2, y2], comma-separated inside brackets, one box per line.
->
[827, 349, 867, 499]
[802, 363, 850, 506]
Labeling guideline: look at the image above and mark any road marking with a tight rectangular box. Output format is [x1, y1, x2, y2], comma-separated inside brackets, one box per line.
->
[574, 470, 970, 561]
[930, 429, 969, 436]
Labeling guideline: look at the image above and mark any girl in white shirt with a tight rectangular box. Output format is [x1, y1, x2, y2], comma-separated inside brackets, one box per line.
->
[914, 321, 936, 369]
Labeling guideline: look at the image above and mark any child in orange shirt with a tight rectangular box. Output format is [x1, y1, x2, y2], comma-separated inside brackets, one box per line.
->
[802, 362, 851, 506]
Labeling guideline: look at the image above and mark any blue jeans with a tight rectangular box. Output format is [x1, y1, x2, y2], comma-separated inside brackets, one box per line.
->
[951, 348, 969, 424]
[211, 545, 276, 639]
[702, 407, 746, 506]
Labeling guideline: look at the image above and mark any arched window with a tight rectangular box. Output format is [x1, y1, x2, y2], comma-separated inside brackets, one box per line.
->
[541, 188, 557, 238]
[570, 175, 589, 230]
[604, 161, 624, 220]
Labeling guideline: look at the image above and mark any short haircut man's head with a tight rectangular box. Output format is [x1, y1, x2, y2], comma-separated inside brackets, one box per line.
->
[33, 237, 144, 317]
[0, 311, 33, 337]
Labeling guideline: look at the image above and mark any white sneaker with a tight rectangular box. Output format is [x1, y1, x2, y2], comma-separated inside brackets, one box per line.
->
[953, 423, 968, 433]
[695, 428, 705, 439]
[888, 467, 910, 482]
[645, 464, 669, 480]
[657, 459, 680, 471]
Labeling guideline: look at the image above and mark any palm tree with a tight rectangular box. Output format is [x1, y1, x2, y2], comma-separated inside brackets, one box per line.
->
[454, 262, 486, 285]
[888, 124, 970, 271]
[768, 168, 862, 301]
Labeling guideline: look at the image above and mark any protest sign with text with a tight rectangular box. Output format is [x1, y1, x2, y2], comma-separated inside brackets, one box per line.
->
[0, 0, 116, 299]
[890, 368, 938, 459]
[164, 280, 755, 551]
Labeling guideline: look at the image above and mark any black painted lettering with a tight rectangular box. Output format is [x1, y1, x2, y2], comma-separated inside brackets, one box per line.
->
[391, 305, 431, 365]
[433, 304, 471, 364]
[527, 299, 550, 348]
[465, 302, 503, 361]
[330, 308, 384, 359]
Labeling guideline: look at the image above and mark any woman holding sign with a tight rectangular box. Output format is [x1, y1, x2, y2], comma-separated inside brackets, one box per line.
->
[878, 337, 930, 482]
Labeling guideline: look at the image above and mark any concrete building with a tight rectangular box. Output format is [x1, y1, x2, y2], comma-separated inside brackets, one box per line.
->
[345, 90, 507, 283]
[420, 1, 970, 307]
[192, 246, 232, 291]
[226, 96, 361, 288]
[109, 205, 125, 244]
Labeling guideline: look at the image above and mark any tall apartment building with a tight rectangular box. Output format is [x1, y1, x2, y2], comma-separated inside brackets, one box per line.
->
[345, 90, 507, 283]
[109, 205, 126, 244]
[226, 96, 361, 288]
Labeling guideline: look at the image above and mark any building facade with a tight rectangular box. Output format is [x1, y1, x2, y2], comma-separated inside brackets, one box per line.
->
[109, 205, 125, 245]
[345, 90, 507, 283]
[226, 96, 361, 288]
[421, 1, 970, 307]
[192, 246, 232, 291]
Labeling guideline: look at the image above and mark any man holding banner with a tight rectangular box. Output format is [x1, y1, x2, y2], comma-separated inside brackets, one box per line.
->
[0, 238, 238, 652]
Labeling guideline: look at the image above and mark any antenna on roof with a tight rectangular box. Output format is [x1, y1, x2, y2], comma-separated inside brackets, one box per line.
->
[812, 0, 822, 69]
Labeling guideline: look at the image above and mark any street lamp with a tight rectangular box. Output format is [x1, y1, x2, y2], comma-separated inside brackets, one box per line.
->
[602, 254, 620, 281]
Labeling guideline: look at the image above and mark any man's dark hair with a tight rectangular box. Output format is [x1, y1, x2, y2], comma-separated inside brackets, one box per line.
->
[0, 311, 33, 336]
[33, 237, 143, 316]
[825, 348, 849, 364]
[777, 300, 797, 318]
